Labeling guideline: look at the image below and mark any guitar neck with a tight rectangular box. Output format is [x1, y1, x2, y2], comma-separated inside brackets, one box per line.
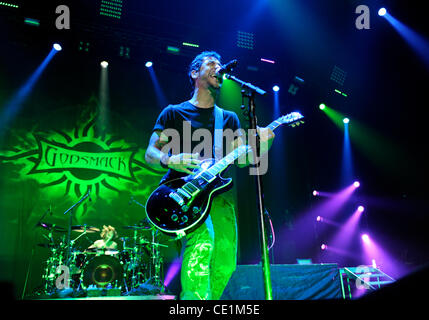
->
[206, 112, 303, 176]
[266, 119, 284, 131]
[207, 119, 282, 174]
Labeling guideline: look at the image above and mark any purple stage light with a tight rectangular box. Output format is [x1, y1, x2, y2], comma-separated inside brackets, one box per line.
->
[358, 205, 365, 212]
[163, 257, 182, 287]
[313, 190, 319, 196]
[316, 215, 322, 222]
[360, 233, 408, 279]
[279, 182, 360, 255]
[353, 181, 360, 188]
[320, 206, 366, 264]
[321, 244, 327, 250]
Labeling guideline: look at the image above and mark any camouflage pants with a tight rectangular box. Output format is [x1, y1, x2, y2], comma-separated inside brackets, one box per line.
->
[180, 195, 237, 300]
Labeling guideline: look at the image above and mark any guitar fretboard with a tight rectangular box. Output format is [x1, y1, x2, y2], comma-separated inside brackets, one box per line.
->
[207, 145, 250, 175]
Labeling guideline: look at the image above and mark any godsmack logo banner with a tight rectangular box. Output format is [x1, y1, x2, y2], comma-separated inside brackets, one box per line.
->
[0, 101, 163, 221]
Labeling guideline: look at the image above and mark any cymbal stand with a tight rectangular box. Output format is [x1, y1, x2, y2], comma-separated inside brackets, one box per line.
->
[70, 225, 88, 247]
[62, 189, 91, 268]
[150, 229, 165, 290]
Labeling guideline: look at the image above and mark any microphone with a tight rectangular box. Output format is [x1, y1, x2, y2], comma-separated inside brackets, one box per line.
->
[215, 59, 237, 78]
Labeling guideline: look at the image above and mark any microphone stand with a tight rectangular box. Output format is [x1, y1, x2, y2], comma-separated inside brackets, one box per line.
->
[63, 189, 91, 268]
[224, 73, 273, 300]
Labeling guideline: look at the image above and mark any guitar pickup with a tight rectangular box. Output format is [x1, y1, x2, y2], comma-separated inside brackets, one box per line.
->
[176, 188, 192, 200]
[169, 192, 185, 206]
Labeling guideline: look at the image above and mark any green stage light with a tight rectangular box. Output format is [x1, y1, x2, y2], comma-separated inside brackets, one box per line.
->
[99, 0, 123, 19]
[321, 105, 345, 129]
[24, 18, 40, 27]
[319, 103, 326, 110]
[182, 42, 199, 48]
[0, 2, 19, 8]
[167, 46, 180, 54]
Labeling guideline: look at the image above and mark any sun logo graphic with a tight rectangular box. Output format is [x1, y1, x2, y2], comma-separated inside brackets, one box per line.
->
[0, 111, 163, 218]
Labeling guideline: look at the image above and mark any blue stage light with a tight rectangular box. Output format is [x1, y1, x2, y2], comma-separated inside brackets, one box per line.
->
[53, 43, 62, 51]
[378, 8, 387, 16]
[343, 117, 350, 124]
[145, 61, 153, 68]
[273, 85, 280, 92]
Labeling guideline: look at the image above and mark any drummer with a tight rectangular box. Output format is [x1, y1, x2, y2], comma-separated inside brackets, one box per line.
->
[87, 225, 118, 255]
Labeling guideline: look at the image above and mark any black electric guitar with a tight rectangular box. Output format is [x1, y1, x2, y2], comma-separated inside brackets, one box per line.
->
[145, 112, 304, 238]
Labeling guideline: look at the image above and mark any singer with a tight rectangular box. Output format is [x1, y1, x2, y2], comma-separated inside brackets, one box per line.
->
[144, 51, 275, 300]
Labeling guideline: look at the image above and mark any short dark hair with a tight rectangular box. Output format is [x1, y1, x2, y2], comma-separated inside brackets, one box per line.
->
[188, 51, 222, 89]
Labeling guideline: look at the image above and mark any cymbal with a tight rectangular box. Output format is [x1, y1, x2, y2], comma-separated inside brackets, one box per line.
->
[72, 225, 100, 233]
[36, 222, 66, 232]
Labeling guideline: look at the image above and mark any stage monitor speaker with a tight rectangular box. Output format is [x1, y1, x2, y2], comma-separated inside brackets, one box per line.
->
[221, 264, 342, 300]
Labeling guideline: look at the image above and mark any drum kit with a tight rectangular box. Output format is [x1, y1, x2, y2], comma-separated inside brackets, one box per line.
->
[36, 221, 169, 296]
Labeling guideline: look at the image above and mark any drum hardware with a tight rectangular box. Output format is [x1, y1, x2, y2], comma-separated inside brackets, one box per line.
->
[62, 188, 92, 269]
[41, 236, 68, 293]
[148, 229, 165, 289]
[23, 206, 54, 298]
[35, 218, 170, 296]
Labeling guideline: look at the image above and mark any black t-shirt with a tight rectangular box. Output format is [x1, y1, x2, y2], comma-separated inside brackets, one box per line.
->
[152, 101, 241, 184]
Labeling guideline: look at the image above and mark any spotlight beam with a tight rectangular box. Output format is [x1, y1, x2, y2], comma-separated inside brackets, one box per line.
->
[147, 64, 168, 108]
[361, 234, 407, 279]
[279, 182, 360, 253]
[0, 46, 59, 136]
[383, 11, 429, 70]
[97, 60, 110, 135]
[341, 120, 354, 186]
[328, 207, 365, 251]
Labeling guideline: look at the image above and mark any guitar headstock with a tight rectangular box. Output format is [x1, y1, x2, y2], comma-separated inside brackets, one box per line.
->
[277, 112, 305, 127]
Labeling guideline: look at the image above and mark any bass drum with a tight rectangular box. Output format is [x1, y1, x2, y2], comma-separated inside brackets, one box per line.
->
[81, 255, 123, 289]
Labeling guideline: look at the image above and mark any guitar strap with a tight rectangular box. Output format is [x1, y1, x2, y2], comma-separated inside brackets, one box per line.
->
[213, 105, 223, 162]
